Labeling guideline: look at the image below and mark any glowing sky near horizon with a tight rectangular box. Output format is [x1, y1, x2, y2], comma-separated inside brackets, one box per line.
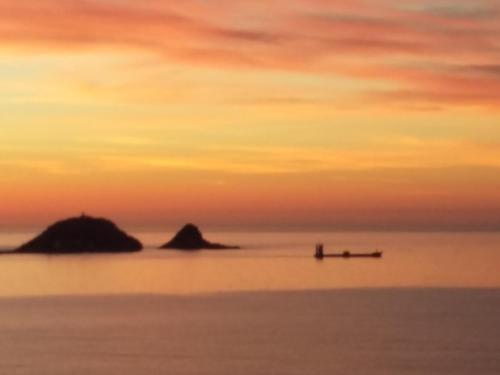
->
[1, 0, 500, 230]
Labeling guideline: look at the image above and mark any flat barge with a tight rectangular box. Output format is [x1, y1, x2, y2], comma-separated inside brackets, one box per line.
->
[314, 244, 382, 259]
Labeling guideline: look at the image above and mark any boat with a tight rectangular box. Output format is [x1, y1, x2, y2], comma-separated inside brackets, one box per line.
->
[314, 244, 382, 259]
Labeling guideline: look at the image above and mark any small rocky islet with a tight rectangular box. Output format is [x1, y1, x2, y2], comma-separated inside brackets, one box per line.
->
[16, 215, 143, 254]
[160, 224, 239, 250]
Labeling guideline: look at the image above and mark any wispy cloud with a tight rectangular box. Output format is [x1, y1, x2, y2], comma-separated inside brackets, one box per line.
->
[1, 0, 500, 107]
[73, 140, 500, 176]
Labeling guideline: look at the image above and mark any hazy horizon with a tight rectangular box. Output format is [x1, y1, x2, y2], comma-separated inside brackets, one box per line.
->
[2, 218, 500, 234]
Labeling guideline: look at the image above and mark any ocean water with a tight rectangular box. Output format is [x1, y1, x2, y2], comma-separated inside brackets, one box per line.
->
[0, 231, 499, 295]
[0, 290, 499, 375]
[0, 231, 499, 374]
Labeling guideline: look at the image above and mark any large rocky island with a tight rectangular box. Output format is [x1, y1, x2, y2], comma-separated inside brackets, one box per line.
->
[17, 215, 143, 253]
[160, 224, 239, 250]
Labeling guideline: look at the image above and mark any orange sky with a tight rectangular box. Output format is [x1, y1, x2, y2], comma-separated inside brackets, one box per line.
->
[1, 0, 500, 231]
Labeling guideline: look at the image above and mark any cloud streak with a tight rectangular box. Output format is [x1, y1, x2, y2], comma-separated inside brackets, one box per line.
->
[5, 138, 500, 176]
[1, 0, 500, 107]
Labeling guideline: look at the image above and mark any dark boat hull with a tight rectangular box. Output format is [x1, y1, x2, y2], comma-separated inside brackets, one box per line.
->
[315, 252, 383, 259]
[326, 254, 381, 258]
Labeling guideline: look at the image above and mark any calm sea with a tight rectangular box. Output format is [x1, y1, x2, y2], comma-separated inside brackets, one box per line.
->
[0, 231, 499, 295]
[0, 231, 498, 374]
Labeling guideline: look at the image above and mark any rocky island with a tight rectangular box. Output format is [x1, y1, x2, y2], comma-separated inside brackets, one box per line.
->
[17, 215, 143, 253]
[160, 224, 239, 250]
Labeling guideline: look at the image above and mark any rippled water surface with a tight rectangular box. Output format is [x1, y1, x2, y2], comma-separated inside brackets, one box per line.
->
[0, 290, 499, 375]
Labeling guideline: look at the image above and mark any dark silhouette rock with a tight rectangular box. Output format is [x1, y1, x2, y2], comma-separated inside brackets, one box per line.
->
[17, 215, 142, 253]
[160, 224, 239, 250]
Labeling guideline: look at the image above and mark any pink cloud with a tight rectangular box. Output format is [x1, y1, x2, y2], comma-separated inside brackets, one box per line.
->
[1, 0, 500, 107]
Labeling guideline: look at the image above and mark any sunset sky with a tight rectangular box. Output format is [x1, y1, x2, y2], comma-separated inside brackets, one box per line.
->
[1, 0, 500, 231]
